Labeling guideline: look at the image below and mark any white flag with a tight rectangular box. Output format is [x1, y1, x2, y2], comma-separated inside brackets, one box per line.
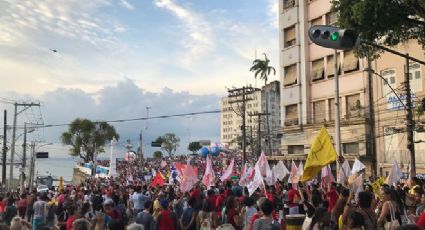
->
[220, 158, 234, 182]
[265, 161, 274, 186]
[337, 160, 352, 184]
[386, 159, 403, 185]
[273, 161, 289, 181]
[247, 164, 264, 196]
[297, 161, 304, 178]
[352, 173, 364, 194]
[351, 158, 366, 174]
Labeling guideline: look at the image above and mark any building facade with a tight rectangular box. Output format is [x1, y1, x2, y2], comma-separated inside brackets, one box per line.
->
[220, 81, 281, 155]
[373, 40, 425, 178]
[276, 0, 374, 171]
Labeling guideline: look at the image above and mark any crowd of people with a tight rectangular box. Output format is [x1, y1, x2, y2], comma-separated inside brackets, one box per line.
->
[0, 155, 424, 230]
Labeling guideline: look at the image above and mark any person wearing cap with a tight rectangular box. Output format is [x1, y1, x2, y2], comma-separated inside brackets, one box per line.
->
[156, 199, 177, 230]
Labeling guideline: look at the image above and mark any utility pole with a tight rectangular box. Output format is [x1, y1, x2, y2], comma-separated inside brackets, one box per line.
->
[367, 58, 377, 177]
[2, 110, 7, 186]
[249, 112, 270, 157]
[28, 141, 35, 191]
[20, 123, 28, 195]
[9, 102, 40, 190]
[227, 86, 255, 163]
[405, 54, 416, 177]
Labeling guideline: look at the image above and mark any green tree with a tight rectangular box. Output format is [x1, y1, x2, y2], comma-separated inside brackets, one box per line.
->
[156, 133, 180, 158]
[250, 53, 276, 154]
[332, 0, 425, 58]
[61, 118, 119, 162]
[153, 151, 163, 158]
[188, 141, 202, 154]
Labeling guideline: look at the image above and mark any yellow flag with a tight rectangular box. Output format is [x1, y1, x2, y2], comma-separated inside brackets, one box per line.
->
[301, 127, 337, 182]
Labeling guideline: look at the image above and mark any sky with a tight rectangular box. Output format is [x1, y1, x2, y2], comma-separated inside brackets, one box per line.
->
[0, 0, 279, 156]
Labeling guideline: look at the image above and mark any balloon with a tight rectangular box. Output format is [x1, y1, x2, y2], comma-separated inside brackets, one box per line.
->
[199, 147, 209, 158]
[211, 146, 220, 156]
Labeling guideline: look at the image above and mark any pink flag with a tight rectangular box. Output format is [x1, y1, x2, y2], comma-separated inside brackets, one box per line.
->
[247, 164, 264, 196]
[202, 155, 215, 188]
[220, 158, 234, 182]
[161, 160, 167, 168]
[321, 165, 335, 191]
[288, 161, 299, 184]
[239, 163, 252, 186]
[257, 152, 268, 176]
[180, 162, 198, 193]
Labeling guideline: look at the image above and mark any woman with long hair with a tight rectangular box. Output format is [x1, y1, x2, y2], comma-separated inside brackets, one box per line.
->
[377, 187, 403, 228]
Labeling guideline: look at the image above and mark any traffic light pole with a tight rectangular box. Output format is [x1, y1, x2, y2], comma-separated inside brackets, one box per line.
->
[334, 49, 342, 158]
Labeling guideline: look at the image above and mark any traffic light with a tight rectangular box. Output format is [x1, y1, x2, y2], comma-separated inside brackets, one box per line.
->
[309, 25, 360, 50]
[151, 141, 162, 147]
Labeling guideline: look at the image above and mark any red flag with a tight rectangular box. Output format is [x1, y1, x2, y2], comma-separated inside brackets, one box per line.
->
[152, 171, 165, 187]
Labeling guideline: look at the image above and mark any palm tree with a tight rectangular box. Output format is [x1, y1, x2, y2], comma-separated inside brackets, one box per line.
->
[250, 53, 276, 156]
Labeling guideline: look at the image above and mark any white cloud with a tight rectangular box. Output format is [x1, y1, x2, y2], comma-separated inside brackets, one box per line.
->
[0, 0, 122, 48]
[119, 0, 135, 10]
[0, 80, 220, 156]
[154, 0, 213, 65]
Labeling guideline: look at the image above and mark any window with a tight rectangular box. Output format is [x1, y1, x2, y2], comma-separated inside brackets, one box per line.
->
[343, 143, 359, 154]
[346, 94, 361, 118]
[284, 64, 297, 86]
[283, 0, 295, 10]
[326, 12, 338, 25]
[310, 17, 322, 27]
[326, 53, 340, 78]
[313, 100, 326, 123]
[329, 98, 335, 121]
[381, 69, 396, 97]
[410, 63, 422, 92]
[285, 104, 298, 125]
[343, 50, 359, 73]
[311, 58, 325, 81]
[284, 26, 296, 48]
[288, 145, 304, 154]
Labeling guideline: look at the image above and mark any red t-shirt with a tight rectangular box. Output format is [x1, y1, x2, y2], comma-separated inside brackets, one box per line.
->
[417, 211, 425, 229]
[207, 195, 217, 210]
[288, 188, 300, 207]
[216, 195, 225, 212]
[105, 209, 121, 220]
[158, 210, 175, 230]
[66, 215, 77, 230]
[327, 189, 338, 212]
[250, 213, 260, 230]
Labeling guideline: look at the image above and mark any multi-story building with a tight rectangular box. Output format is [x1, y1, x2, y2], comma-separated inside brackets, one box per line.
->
[373, 40, 425, 177]
[261, 80, 282, 155]
[220, 81, 281, 154]
[276, 0, 374, 171]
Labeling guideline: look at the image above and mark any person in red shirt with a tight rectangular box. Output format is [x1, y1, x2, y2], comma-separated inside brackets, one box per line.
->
[326, 183, 338, 212]
[287, 183, 301, 214]
[157, 199, 177, 230]
[207, 189, 217, 211]
[216, 188, 226, 217]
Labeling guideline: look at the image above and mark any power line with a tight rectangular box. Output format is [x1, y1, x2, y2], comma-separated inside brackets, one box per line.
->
[28, 110, 222, 129]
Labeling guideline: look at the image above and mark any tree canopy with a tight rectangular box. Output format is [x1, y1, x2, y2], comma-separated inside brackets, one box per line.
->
[156, 133, 180, 157]
[61, 118, 119, 162]
[188, 141, 202, 154]
[153, 151, 163, 158]
[332, 0, 425, 58]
